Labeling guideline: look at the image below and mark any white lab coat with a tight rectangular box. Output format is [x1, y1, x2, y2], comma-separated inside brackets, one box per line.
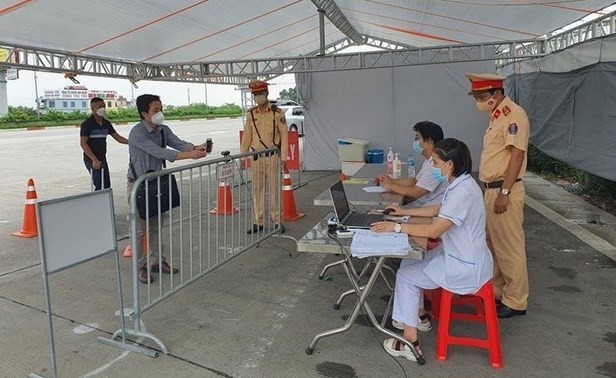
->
[392, 174, 493, 327]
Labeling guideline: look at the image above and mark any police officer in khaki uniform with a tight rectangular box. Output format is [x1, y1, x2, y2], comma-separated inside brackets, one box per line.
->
[240, 80, 289, 234]
[466, 73, 530, 318]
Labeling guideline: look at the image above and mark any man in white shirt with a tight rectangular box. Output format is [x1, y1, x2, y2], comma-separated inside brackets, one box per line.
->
[377, 121, 448, 207]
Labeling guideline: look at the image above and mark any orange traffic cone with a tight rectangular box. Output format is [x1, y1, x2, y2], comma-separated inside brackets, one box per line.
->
[122, 245, 133, 258]
[210, 180, 239, 215]
[12, 178, 39, 238]
[122, 234, 149, 258]
[282, 169, 305, 222]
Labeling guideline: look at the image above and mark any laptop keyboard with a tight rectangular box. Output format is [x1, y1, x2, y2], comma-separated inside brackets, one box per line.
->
[345, 213, 382, 227]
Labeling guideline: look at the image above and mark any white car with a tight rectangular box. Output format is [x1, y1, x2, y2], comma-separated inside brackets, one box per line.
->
[281, 106, 304, 134]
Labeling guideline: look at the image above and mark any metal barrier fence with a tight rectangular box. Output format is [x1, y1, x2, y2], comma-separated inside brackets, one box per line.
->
[108, 148, 283, 353]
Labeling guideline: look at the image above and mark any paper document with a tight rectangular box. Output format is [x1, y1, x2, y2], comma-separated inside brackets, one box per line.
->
[362, 186, 387, 193]
[344, 178, 372, 185]
[384, 215, 410, 222]
[350, 229, 409, 258]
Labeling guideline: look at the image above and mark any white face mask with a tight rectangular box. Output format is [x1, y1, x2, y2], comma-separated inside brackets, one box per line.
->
[475, 97, 497, 113]
[253, 94, 268, 106]
[95, 108, 106, 117]
[151, 111, 165, 125]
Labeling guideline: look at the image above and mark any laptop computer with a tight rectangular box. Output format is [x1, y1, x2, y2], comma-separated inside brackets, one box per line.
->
[329, 180, 384, 229]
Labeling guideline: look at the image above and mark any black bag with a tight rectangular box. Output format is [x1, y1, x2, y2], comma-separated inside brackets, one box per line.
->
[135, 173, 180, 219]
[130, 128, 181, 219]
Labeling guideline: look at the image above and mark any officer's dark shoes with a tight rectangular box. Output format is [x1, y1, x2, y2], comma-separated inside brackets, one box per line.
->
[495, 298, 502, 306]
[275, 224, 286, 234]
[151, 261, 178, 274]
[247, 224, 263, 234]
[497, 303, 526, 318]
[138, 266, 153, 284]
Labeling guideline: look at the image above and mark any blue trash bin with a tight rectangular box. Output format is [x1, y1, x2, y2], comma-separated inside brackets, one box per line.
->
[366, 149, 384, 164]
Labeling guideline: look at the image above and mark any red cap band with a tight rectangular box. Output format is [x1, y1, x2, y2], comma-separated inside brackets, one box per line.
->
[471, 79, 504, 91]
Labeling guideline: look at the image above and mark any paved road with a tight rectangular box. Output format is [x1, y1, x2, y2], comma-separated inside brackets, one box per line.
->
[0, 118, 245, 226]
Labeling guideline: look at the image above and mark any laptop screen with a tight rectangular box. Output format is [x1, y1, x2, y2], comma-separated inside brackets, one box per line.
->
[329, 180, 350, 221]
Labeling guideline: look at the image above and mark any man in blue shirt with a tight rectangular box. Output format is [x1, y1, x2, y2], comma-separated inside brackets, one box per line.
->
[80, 97, 128, 190]
[127, 94, 208, 284]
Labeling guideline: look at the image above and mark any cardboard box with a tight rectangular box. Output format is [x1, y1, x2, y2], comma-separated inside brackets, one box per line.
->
[338, 138, 369, 162]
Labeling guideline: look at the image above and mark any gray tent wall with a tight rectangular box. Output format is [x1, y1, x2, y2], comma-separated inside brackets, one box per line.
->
[297, 60, 496, 171]
[504, 35, 616, 181]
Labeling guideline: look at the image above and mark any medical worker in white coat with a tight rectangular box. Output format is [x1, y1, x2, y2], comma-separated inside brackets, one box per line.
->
[371, 138, 493, 362]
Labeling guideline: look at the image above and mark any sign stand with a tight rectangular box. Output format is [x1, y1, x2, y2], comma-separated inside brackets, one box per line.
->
[29, 189, 155, 378]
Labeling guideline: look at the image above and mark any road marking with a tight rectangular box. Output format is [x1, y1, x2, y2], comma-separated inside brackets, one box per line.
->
[526, 195, 616, 261]
[78, 316, 147, 378]
[73, 323, 99, 334]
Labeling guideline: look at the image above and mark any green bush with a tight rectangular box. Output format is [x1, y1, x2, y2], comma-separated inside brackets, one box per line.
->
[528, 144, 615, 199]
[0, 103, 242, 129]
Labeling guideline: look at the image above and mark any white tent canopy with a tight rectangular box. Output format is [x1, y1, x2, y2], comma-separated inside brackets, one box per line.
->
[1, 0, 613, 65]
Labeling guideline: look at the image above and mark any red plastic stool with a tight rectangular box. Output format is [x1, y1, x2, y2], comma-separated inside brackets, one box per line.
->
[435, 280, 503, 368]
[424, 289, 483, 322]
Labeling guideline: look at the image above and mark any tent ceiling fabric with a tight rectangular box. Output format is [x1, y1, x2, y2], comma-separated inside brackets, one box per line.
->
[0, 0, 613, 64]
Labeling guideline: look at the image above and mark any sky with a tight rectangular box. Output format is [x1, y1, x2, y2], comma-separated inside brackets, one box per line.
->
[5, 70, 298, 109]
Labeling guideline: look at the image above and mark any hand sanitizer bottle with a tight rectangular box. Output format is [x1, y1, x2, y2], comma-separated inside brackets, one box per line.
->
[407, 154, 416, 178]
[386, 147, 394, 174]
[393, 153, 402, 179]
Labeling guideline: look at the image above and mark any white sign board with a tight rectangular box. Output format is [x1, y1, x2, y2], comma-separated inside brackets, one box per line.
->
[6, 68, 18, 80]
[217, 162, 234, 181]
[37, 189, 117, 274]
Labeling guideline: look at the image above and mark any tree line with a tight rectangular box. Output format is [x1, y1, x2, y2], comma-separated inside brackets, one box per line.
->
[0, 103, 243, 129]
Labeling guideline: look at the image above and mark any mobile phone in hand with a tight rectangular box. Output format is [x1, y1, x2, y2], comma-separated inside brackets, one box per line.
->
[206, 138, 213, 153]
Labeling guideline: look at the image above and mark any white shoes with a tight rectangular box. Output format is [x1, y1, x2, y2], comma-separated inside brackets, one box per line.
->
[392, 315, 432, 332]
[383, 338, 422, 362]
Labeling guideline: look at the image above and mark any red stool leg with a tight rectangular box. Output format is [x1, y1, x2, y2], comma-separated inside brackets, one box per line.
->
[430, 288, 442, 321]
[481, 282, 504, 368]
[435, 289, 453, 361]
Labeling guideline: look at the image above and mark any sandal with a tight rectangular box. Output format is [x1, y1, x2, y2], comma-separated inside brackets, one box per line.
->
[391, 313, 432, 332]
[418, 313, 432, 332]
[383, 338, 423, 362]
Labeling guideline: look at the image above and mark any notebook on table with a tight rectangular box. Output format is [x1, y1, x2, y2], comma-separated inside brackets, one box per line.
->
[329, 180, 384, 229]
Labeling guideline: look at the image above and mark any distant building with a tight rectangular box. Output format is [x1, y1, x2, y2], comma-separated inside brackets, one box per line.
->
[39, 86, 129, 113]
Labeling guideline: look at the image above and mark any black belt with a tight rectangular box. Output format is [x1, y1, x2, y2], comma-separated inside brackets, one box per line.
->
[483, 178, 521, 189]
[253, 150, 278, 161]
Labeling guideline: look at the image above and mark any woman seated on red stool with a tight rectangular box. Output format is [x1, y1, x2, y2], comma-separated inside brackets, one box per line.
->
[371, 138, 493, 362]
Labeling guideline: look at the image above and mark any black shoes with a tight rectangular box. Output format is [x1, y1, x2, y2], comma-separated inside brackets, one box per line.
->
[497, 303, 527, 318]
[247, 224, 264, 234]
[247, 224, 286, 234]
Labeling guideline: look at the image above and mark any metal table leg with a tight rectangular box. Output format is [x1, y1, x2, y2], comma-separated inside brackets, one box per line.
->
[307, 256, 425, 365]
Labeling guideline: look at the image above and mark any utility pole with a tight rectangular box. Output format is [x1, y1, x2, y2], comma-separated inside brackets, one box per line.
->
[34, 71, 41, 117]
[204, 83, 208, 107]
[0, 70, 7, 116]
[187, 87, 191, 104]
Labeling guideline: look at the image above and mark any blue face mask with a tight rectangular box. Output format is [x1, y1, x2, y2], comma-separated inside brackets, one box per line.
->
[412, 139, 423, 154]
[431, 166, 447, 183]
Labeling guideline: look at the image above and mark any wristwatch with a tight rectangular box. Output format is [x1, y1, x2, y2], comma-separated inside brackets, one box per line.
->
[394, 223, 402, 233]
[500, 187, 510, 196]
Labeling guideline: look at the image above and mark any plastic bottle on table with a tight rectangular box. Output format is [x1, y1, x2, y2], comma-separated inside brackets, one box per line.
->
[393, 153, 402, 179]
[407, 154, 416, 178]
[386, 147, 394, 174]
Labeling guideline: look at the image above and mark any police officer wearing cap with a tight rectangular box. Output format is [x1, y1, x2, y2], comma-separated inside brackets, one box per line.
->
[240, 80, 289, 234]
[466, 72, 530, 318]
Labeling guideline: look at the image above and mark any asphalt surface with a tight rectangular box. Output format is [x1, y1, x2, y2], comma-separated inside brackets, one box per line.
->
[0, 119, 614, 378]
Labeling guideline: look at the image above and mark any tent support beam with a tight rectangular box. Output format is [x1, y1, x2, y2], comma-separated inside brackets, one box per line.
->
[1, 7, 615, 84]
[310, 0, 364, 45]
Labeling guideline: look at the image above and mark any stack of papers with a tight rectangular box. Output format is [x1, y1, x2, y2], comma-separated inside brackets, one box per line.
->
[362, 186, 387, 193]
[350, 229, 410, 258]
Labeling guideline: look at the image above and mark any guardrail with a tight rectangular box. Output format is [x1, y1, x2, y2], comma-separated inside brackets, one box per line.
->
[106, 148, 283, 353]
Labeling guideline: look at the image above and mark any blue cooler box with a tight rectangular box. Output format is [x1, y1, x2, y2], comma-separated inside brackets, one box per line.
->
[366, 149, 384, 164]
